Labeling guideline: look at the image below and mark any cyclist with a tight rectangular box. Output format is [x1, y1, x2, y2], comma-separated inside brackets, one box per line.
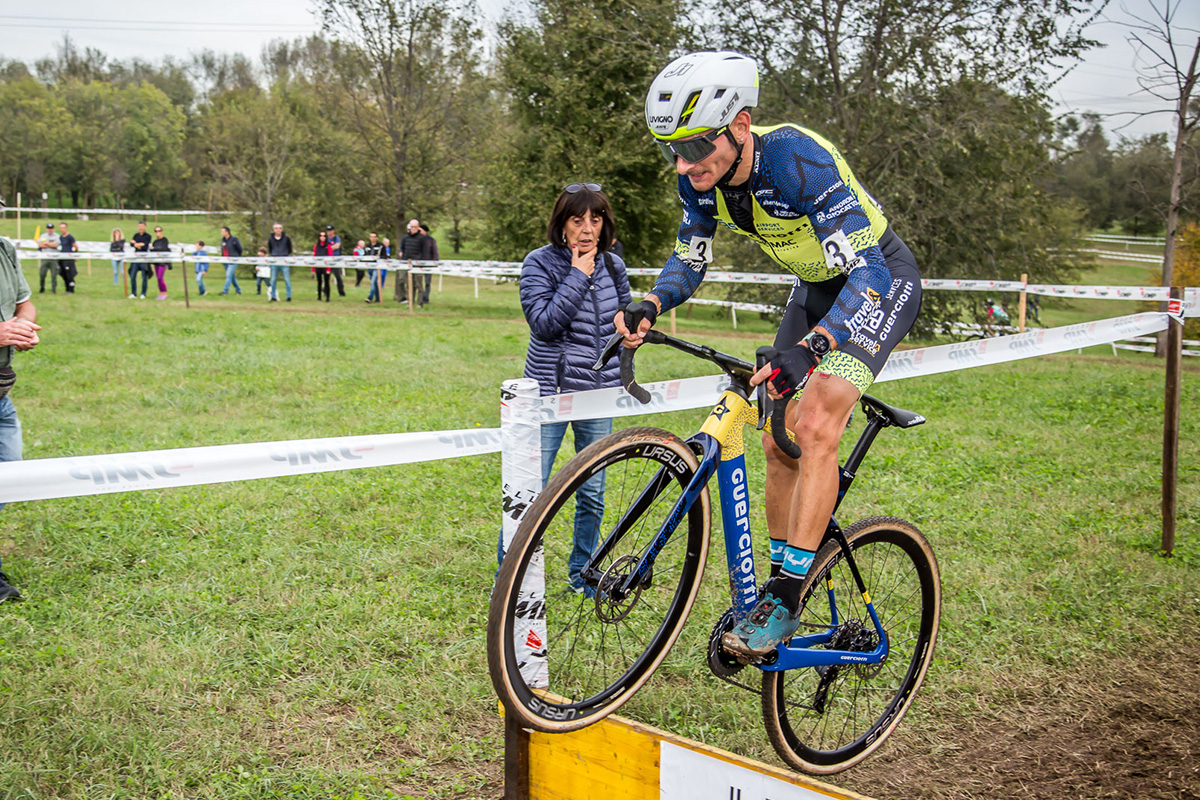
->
[616, 51, 922, 659]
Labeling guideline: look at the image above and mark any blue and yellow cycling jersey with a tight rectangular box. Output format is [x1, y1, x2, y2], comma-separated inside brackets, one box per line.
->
[651, 123, 892, 348]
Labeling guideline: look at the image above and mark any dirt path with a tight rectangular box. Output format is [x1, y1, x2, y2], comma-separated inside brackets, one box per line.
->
[846, 643, 1200, 799]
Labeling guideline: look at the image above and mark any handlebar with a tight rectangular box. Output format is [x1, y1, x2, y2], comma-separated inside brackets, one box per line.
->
[593, 302, 801, 460]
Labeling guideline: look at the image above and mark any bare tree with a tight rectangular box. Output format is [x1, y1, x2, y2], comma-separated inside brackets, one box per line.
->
[1123, 0, 1200, 288]
[321, 0, 482, 241]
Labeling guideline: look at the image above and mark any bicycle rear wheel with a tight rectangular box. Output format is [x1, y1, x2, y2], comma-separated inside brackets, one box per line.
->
[762, 516, 940, 774]
[488, 426, 710, 732]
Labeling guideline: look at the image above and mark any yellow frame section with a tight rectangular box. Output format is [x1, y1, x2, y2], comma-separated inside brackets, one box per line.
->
[698, 389, 798, 458]
[697, 390, 759, 459]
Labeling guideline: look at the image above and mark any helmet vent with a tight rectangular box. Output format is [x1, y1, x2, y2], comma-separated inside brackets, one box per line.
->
[714, 89, 726, 98]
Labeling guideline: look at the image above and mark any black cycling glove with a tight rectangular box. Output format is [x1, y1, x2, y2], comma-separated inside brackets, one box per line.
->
[624, 299, 659, 333]
[767, 345, 820, 397]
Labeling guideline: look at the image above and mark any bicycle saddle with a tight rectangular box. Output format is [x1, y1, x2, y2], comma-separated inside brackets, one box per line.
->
[860, 395, 926, 429]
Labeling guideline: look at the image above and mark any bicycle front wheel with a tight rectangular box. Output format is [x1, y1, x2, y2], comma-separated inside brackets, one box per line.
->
[487, 426, 710, 732]
[762, 516, 941, 774]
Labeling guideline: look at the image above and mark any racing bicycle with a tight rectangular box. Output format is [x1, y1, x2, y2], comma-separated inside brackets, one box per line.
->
[487, 314, 941, 774]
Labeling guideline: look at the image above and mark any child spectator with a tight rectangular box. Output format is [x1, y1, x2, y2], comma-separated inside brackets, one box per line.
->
[255, 246, 271, 295]
[194, 241, 209, 295]
[110, 228, 125, 287]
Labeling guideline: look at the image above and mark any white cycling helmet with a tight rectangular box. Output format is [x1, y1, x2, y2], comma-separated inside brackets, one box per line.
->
[645, 51, 759, 156]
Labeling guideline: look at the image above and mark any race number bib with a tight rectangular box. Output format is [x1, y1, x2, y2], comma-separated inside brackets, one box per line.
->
[821, 230, 863, 274]
[686, 236, 714, 267]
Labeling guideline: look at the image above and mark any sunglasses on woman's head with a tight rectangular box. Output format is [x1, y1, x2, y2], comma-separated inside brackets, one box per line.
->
[564, 182, 602, 193]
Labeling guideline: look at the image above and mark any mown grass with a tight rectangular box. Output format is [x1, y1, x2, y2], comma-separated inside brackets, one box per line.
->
[0, 262, 1196, 798]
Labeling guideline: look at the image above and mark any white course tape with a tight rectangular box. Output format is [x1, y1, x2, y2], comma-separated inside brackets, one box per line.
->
[538, 374, 732, 423]
[541, 312, 1173, 422]
[0, 312, 1181, 503]
[0, 428, 502, 504]
[876, 312, 1167, 382]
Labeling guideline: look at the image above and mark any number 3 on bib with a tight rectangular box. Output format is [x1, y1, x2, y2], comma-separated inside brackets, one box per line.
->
[687, 236, 714, 267]
[821, 230, 863, 275]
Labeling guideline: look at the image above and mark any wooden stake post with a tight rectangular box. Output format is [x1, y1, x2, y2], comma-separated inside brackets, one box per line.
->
[1162, 286, 1183, 556]
[181, 252, 190, 309]
[1018, 273, 1028, 333]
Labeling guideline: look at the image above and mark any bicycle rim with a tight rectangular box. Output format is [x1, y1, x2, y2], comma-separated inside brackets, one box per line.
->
[488, 427, 709, 732]
[762, 516, 940, 773]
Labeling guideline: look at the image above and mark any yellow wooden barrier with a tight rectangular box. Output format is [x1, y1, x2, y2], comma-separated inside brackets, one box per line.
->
[504, 707, 875, 800]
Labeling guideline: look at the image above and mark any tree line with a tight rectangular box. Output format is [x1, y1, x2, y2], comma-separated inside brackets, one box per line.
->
[0, 0, 1189, 322]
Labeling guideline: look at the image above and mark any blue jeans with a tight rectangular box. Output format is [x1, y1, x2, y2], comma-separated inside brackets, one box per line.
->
[223, 264, 241, 294]
[269, 265, 291, 300]
[129, 263, 150, 296]
[0, 396, 23, 568]
[111, 259, 122, 285]
[496, 417, 613, 587]
[366, 269, 389, 302]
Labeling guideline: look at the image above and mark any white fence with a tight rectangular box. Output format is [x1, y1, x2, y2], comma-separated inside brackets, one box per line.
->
[1083, 234, 1166, 247]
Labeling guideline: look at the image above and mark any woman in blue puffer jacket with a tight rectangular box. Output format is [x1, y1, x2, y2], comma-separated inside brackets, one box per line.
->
[517, 182, 631, 595]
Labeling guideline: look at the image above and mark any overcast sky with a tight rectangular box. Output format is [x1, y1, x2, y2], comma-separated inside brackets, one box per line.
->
[3, 0, 1198, 142]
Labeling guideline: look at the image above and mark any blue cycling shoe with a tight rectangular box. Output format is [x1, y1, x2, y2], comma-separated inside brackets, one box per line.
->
[720, 590, 800, 659]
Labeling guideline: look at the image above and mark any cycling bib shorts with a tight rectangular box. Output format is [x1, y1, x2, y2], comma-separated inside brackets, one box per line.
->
[774, 228, 922, 395]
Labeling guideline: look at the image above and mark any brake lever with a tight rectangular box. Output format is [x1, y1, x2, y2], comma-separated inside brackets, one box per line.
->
[755, 346, 776, 431]
[594, 332, 623, 371]
[754, 345, 800, 459]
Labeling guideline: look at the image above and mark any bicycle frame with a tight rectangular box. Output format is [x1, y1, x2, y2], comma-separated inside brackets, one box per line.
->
[587, 379, 896, 673]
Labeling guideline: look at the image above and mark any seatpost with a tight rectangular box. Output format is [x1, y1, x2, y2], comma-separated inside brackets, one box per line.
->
[841, 413, 888, 482]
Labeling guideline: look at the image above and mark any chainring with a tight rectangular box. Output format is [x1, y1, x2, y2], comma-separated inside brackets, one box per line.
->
[707, 608, 746, 678]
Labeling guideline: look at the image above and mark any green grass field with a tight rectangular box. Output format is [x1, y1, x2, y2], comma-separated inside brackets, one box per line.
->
[0, 218, 492, 263]
[0, 258, 1196, 798]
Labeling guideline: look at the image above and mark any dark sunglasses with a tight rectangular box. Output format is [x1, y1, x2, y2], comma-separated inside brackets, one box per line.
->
[564, 182, 602, 193]
[656, 126, 728, 164]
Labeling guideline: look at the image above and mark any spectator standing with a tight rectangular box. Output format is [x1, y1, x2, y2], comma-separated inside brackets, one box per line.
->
[0, 221, 43, 602]
[255, 247, 270, 293]
[219, 226, 243, 296]
[194, 241, 209, 295]
[36, 223, 58, 293]
[150, 225, 171, 300]
[313, 230, 333, 302]
[57, 222, 78, 294]
[382, 237, 391, 296]
[129, 221, 152, 299]
[266, 222, 293, 302]
[326, 225, 346, 297]
[417, 223, 438, 307]
[497, 183, 630, 593]
[364, 232, 386, 304]
[109, 228, 125, 287]
[610, 237, 625, 261]
[394, 219, 428, 303]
